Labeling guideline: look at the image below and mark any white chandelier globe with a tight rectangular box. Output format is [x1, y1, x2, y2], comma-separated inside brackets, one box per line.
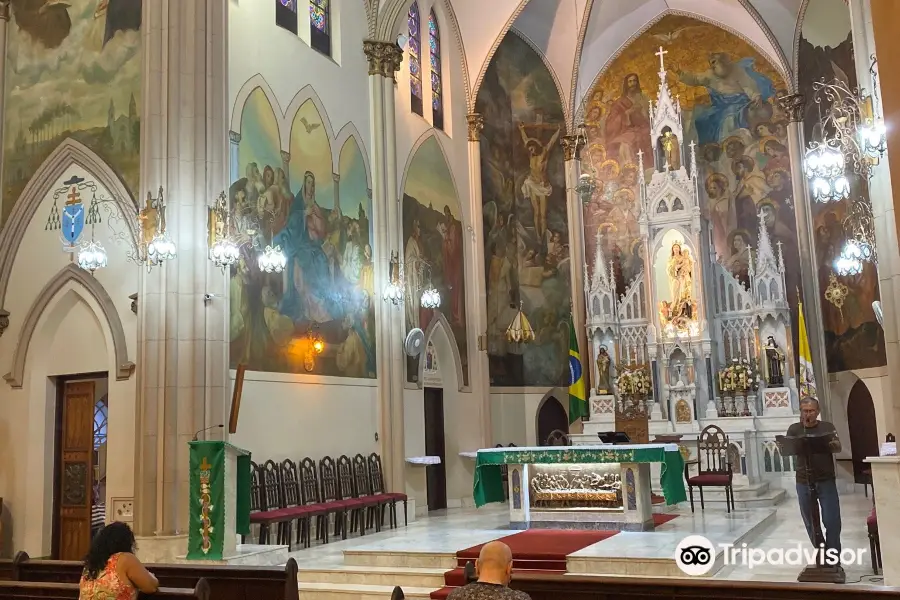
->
[258, 245, 286, 273]
[861, 120, 886, 154]
[77, 241, 108, 273]
[383, 281, 404, 305]
[210, 238, 240, 268]
[804, 143, 844, 181]
[834, 255, 862, 276]
[147, 232, 177, 264]
[811, 177, 832, 201]
[421, 287, 441, 309]
[833, 175, 851, 200]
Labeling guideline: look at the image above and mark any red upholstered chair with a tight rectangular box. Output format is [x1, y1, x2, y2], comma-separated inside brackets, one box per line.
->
[354, 453, 389, 532]
[319, 456, 355, 540]
[279, 459, 324, 549]
[245, 461, 269, 543]
[299, 457, 334, 544]
[336, 454, 371, 537]
[247, 460, 291, 544]
[368, 453, 408, 527]
[685, 425, 735, 513]
[868, 506, 880, 574]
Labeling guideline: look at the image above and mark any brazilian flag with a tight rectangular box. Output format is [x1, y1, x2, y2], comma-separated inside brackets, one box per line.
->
[568, 318, 586, 423]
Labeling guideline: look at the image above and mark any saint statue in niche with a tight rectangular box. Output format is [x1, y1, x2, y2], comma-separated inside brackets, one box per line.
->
[659, 242, 696, 330]
[765, 336, 785, 386]
[596, 346, 612, 395]
[656, 127, 681, 171]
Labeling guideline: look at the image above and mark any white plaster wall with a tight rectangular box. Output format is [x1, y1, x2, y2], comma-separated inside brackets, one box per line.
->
[830, 369, 892, 454]
[229, 372, 379, 462]
[491, 389, 566, 446]
[0, 167, 137, 557]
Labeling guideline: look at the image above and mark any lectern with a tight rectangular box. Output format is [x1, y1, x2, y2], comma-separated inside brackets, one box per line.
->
[776, 430, 845, 584]
[187, 441, 252, 560]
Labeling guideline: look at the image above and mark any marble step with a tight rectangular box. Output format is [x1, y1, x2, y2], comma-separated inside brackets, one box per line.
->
[344, 548, 457, 569]
[297, 565, 448, 588]
[685, 487, 786, 508]
[298, 582, 434, 600]
[680, 480, 772, 499]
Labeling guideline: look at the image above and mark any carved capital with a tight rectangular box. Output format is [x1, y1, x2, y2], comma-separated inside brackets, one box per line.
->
[778, 94, 806, 123]
[129, 293, 138, 315]
[0, 309, 8, 336]
[280, 150, 291, 164]
[466, 113, 484, 142]
[363, 40, 403, 80]
[228, 130, 241, 144]
[560, 135, 582, 161]
[0, 2, 9, 21]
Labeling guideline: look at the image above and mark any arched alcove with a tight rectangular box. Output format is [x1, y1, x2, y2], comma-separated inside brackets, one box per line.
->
[847, 379, 879, 485]
[535, 393, 568, 447]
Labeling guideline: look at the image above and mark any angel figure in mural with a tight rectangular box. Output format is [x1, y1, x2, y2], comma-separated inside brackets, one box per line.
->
[676, 53, 775, 145]
[518, 121, 561, 239]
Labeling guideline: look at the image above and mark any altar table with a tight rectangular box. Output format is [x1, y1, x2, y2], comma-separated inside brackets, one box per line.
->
[473, 444, 686, 530]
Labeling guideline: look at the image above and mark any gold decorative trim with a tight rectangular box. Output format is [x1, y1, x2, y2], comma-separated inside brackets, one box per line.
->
[778, 93, 805, 123]
[363, 39, 404, 80]
[466, 113, 484, 142]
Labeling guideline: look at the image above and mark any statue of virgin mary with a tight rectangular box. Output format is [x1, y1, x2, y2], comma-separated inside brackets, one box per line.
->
[666, 242, 693, 318]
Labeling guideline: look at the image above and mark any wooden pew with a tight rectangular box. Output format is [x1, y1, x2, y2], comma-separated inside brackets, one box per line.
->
[0, 579, 209, 599]
[509, 572, 900, 600]
[0, 552, 298, 600]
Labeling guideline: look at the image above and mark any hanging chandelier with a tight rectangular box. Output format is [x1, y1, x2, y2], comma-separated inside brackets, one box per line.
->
[138, 187, 177, 270]
[383, 251, 404, 305]
[805, 140, 849, 203]
[421, 286, 441, 309]
[77, 240, 108, 273]
[506, 301, 535, 344]
[258, 245, 286, 273]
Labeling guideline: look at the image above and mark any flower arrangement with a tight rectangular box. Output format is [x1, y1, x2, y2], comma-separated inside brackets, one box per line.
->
[616, 365, 652, 399]
[718, 358, 757, 393]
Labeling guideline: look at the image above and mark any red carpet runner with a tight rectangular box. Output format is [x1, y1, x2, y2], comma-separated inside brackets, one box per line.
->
[429, 513, 678, 599]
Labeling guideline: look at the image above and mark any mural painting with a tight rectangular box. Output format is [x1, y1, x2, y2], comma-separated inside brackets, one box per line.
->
[583, 15, 801, 341]
[476, 32, 571, 387]
[3, 0, 143, 224]
[798, 2, 886, 370]
[229, 89, 376, 377]
[403, 137, 469, 386]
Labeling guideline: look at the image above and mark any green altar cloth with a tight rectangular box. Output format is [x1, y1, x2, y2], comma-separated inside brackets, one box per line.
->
[473, 445, 687, 507]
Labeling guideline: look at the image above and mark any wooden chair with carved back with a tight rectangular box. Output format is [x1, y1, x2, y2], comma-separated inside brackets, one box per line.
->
[299, 457, 333, 544]
[684, 425, 735, 513]
[319, 456, 352, 539]
[367, 453, 408, 527]
[354, 454, 388, 532]
[246, 461, 271, 544]
[336, 455, 371, 537]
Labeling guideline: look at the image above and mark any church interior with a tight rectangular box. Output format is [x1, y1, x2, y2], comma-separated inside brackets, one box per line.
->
[3, 0, 900, 598]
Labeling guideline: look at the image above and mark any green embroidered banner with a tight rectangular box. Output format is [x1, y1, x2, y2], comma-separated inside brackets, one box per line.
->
[473, 446, 687, 507]
[188, 442, 226, 560]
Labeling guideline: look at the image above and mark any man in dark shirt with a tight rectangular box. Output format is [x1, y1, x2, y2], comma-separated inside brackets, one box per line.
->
[785, 398, 842, 558]
[447, 541, 531, 600]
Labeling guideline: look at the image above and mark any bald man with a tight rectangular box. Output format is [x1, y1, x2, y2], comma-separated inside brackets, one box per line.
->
[447, 541, 531, 600]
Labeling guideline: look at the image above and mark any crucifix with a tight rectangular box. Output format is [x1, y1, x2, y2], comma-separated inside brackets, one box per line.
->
[655, 46, 668, 73]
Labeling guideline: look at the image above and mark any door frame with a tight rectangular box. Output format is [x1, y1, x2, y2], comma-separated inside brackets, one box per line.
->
[51, 371, 107, 560]
[423, 387, 447, 511]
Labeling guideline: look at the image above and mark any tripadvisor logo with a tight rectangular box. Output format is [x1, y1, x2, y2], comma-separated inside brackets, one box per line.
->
[674, 535, 866, 576]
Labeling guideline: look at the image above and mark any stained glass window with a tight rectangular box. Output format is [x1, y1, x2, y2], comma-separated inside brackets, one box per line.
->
[408, 2, 423, 116]
[429, 10, 443, 129]
[93, 396, 108, 451]
[275, 0, 298, 35]
[310, 0, 331, 55]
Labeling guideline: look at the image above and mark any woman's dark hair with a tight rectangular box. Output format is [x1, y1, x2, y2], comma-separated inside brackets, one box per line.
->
[83, 522, 136, 579]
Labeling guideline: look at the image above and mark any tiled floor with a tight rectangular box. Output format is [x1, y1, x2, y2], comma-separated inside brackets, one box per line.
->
[287, 489, 884, 594]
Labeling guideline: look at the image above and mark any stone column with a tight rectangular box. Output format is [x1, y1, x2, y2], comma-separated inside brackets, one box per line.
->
[364, 40, 405, 492]
[0, 1, 9, 180]
[133, 0, 229, 557]
[466, 113, 492, 446]
[561, 135, 588, 415]
[866, 0, 900, 435]
[778, 94, 833, 420]
[228, 131, 240, 184]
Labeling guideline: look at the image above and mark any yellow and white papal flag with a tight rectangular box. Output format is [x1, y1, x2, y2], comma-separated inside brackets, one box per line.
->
[798, 300, 817, 399]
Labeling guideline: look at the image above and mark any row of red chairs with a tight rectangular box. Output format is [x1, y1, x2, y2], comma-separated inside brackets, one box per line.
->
[247, 453, 407, 549]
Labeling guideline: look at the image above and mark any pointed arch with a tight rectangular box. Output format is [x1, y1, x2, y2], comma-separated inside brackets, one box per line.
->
[335, 122, 373, 189]
[418, 312, 465, 391]
[283, 84, 339, 152]
[575, 9, 792, 124]
[0, 139, 139, 308]
[468, 0, 532, 111]
[400, 131, 467, 231]
[4, 264, 134, 389]
[508, 28, 571, 128]
[229, 74, 286, 142]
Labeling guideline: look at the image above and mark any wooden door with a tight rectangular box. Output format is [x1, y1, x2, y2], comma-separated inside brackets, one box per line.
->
[536, 396, 569, 446]
[424, 387, 446, 511]
[57, 381, 95, 560]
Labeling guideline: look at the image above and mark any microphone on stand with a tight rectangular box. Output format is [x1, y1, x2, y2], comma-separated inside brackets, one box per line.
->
[193, 424, 224, 441]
